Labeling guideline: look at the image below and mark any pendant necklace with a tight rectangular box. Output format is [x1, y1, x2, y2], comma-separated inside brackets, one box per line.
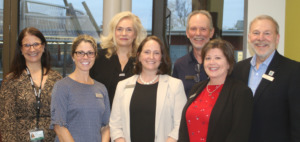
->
[139, 75, 158, 85]
[206, 83, 221, 96]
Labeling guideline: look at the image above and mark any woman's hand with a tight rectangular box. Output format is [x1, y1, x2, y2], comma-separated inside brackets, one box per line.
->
[114, 137, 126, 142]
[54, 125, 75, 142]
[166, 137, 177, 142]
[101, 125, 110, 142]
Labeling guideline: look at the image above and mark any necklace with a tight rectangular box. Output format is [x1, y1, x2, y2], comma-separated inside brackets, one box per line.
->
[206, 83, 221, 96]
[139, 75, 158, 85]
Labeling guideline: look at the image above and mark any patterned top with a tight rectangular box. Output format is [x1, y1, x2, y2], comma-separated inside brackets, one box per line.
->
[186, 84, 224, 142]
[0, 70, 62, 142]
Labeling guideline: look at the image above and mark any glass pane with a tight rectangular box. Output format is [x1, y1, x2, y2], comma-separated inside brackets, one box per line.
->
[0, 0, 3, 83]
[19, 0, 103, 76]
[167, 0, 192, 68]
[132, 0, 153, 33]
[222, 0, 244, 62]
[167, 0, 245, 68]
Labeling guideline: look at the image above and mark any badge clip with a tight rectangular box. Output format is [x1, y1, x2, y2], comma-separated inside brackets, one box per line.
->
[268, 70, 275, 76]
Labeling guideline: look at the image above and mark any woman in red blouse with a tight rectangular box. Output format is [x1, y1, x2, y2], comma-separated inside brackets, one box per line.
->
[178, 39, 253, 142]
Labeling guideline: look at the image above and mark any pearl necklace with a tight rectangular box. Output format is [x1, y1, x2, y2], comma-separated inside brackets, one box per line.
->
[139, 75, 158, 85]
[206, 83, 221, 95]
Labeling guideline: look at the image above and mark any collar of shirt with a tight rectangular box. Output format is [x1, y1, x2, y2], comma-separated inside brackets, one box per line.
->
[188, 49, 199, 64]
[250, 51, 275, 69]
[248, 51, 276, 95]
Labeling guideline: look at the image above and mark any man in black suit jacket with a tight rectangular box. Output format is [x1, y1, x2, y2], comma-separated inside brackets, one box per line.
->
[232, 15, 300, 142]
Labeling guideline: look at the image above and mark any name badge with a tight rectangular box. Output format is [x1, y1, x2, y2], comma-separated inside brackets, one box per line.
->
[29, 129, 44, 141]
[185, 75, 194, 80]
[262, 74, 274, 82]
[119, 73, 125, 77]
[125, 84, 135, 89]
[96, 93, 103, 98]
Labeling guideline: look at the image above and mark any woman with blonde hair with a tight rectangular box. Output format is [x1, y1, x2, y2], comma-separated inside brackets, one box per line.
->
[90, 11, 147, 106]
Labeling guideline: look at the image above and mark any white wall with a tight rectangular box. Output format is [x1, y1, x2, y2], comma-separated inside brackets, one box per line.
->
[246, 0, 286, 58]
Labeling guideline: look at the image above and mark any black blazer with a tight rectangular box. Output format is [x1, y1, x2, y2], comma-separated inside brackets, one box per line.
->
[232, 51, 300, 142]
[178, 77, 253, 142]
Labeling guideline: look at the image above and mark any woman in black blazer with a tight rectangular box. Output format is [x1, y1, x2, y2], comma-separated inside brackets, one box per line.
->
[178, 39, 253, 142]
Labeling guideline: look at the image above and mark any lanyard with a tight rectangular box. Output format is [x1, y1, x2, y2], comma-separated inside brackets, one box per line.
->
[26, 67, 43, 129]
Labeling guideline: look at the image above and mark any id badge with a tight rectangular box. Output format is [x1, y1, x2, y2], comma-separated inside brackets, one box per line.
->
[29, 129, 44, 141]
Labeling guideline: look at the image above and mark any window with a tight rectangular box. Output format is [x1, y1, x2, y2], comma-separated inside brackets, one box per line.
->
[132, 0, 152, 32]
[167, 0, 245, 68]
[19, 0, 103, 76]
[167, 0, 192, 68]
[222, 0, 244, 61]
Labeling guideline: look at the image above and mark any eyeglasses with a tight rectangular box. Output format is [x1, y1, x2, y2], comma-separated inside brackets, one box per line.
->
[194, 64, 201, 82]
[74, 51, 96, 58]
[22, 42, 42, 49]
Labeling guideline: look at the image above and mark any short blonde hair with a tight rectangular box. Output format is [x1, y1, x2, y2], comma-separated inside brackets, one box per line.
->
[71, 34, 98, 57]
[101, 11, 147, 58]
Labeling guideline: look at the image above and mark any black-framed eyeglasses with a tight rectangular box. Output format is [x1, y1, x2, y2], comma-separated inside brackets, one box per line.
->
[22, 42, 42, 49]
[74, 51, 96, 58]
[194, 64, 201, 82]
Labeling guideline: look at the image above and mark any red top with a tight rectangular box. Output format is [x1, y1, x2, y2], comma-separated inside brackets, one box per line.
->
[186, 84, 224, 142]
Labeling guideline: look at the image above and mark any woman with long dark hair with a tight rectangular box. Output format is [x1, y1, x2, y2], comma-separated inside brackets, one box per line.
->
[0, 27, 62, 142]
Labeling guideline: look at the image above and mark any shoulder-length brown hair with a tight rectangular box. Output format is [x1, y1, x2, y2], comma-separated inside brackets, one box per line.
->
[201, 39, 235, 75]
[133, 36, 171, 75]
